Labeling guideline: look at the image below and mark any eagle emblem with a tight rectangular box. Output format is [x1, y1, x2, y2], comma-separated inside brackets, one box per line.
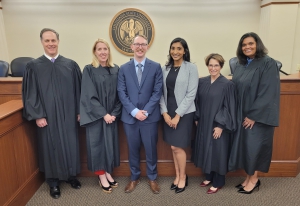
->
[120, 19, 144, 45]
[109, 8, 155, 56]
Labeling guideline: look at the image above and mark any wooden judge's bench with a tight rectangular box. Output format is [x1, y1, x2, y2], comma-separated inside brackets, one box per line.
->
[1, 73, 300, 205]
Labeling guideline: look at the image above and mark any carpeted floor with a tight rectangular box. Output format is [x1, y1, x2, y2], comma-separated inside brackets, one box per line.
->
[26, 174, 300, 206]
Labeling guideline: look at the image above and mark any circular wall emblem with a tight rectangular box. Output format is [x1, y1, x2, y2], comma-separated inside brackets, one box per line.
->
[109, 8, 155, 56]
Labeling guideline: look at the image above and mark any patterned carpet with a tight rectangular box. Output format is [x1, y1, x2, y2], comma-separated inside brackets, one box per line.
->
[26, 174, 300, 206]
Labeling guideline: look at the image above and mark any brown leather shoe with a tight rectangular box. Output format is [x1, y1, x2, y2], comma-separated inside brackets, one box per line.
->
[148, 180, 160, 194]
[124, 179, 140, 193]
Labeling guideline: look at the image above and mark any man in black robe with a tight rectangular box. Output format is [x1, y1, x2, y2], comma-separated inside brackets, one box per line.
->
[22, 28, 82, 199]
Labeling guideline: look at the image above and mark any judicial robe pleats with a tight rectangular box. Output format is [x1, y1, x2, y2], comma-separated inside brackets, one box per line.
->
[228, 56, 280, 174]
[80, 65, 121, 173]
[22, 55, 82, 180]
[193, 75, 236, 175]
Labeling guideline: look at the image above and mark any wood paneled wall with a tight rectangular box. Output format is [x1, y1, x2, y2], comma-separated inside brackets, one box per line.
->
[0, 100, 43, 206]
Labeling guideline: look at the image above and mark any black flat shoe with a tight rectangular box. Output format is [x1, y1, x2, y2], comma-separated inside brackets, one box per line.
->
[108, 179, 118, 188]
[238, 179, 261, 194]
[170, 183, 178, 190]
[67, 178, 81, 189]
[50, 186, 61, 199]
[175, 175, 188, 194]
[235, 183, 244, 189]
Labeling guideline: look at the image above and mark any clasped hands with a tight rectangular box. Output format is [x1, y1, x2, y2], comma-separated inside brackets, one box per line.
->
[163, 113, 180, 129]
[135, 110, 148, 121]
[104, 114, 116, 124]
[243, 117, 255, 129]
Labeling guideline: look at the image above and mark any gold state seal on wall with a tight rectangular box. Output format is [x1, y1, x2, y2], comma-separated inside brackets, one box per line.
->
[109, 8, 155, 56]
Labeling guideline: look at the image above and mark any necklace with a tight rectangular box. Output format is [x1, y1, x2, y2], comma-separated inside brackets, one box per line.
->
[174, 66, 180, 72]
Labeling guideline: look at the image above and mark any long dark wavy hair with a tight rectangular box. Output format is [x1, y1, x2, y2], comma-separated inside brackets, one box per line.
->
[236, 32, 268, 65]
[166, 37, 190, 67]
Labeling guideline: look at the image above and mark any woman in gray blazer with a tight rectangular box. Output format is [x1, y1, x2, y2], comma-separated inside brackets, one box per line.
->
[160, 37, 198, 194]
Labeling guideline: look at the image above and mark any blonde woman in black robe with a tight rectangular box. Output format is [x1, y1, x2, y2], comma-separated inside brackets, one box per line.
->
[80, 39, 122, 193]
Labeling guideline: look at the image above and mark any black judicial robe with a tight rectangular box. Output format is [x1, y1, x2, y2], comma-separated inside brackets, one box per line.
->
[80, 65, 121, 173]
[193, 75, 236, 175]
[22, 55, 82, 180]
[228, 56, 280, 175]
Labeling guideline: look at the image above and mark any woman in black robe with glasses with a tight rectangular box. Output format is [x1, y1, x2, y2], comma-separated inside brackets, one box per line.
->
[193, 53, 236, 194]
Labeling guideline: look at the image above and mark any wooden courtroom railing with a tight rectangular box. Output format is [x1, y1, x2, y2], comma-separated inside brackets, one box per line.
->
[0, 77, 22, 104]
[0, 100, 43, 206]
[1, 73, 300, 187]
[81, 73, 300, 177]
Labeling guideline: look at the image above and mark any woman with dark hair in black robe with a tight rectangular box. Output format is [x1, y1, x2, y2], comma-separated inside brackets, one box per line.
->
[228, 32, 280, 194]
[193, 53, 236, 194]
[80, 38, 122, 194]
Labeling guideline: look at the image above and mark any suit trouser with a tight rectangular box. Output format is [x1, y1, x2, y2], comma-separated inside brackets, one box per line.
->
[123, 121, 158, 181]
[205, 171, 225, 188]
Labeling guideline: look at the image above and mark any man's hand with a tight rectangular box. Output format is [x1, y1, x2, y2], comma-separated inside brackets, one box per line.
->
[77, 114, 80, 122]
[135, 110, 147, 121]
[36, 118, 48, 127]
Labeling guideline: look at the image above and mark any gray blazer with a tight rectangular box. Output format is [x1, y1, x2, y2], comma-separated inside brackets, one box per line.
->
[160, 61, 199, 117]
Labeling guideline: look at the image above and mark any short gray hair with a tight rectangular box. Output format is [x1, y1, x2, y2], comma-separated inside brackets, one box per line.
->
[40, 28, 59, 40]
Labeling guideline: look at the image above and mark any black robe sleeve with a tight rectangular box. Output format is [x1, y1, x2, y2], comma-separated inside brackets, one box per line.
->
[80, 66, 108, 126]
[110, 96, 122, 118]
[22, 63, 46, 121]
[73, 61, 82, 115]
[194, 78, 201, 121]
[110, 67, 122, 118]
[247, 59, 280, 126]
[214, 81, 237, 132]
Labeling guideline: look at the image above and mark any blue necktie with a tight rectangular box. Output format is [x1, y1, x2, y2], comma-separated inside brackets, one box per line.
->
[51, 58, 55, 63]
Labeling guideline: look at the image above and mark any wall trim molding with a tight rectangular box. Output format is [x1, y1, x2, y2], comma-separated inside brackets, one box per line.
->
[261, 2, 299, 8]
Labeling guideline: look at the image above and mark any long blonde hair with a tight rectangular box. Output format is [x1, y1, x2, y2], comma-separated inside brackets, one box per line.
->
[91, 38, 114, 68]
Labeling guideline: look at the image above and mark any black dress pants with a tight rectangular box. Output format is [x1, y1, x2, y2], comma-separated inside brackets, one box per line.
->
[46, 176, 76, 187]
[205, 171, 225, 188]
[46, 178, 59, 187]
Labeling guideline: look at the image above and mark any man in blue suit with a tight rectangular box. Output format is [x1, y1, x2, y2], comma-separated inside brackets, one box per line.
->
[118, 35, 163, 194]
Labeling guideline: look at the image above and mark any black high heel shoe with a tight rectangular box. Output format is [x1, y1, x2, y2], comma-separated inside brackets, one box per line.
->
[175, 175, 188, 194]
[107, 179, 118, 188]
[238, 179, 260, 194]
[98, 176, 112, 193]
[235, 183, 244, 189]
[170, 183, 178, 190]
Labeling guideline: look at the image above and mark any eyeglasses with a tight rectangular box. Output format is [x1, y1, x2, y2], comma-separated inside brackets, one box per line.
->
[208, 64, 220, 68]
[133, 43, 148, 48]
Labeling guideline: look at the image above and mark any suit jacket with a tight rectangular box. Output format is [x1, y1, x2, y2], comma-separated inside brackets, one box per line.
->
[160, 61, 199, 117]
[118, 58, 163, 124]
